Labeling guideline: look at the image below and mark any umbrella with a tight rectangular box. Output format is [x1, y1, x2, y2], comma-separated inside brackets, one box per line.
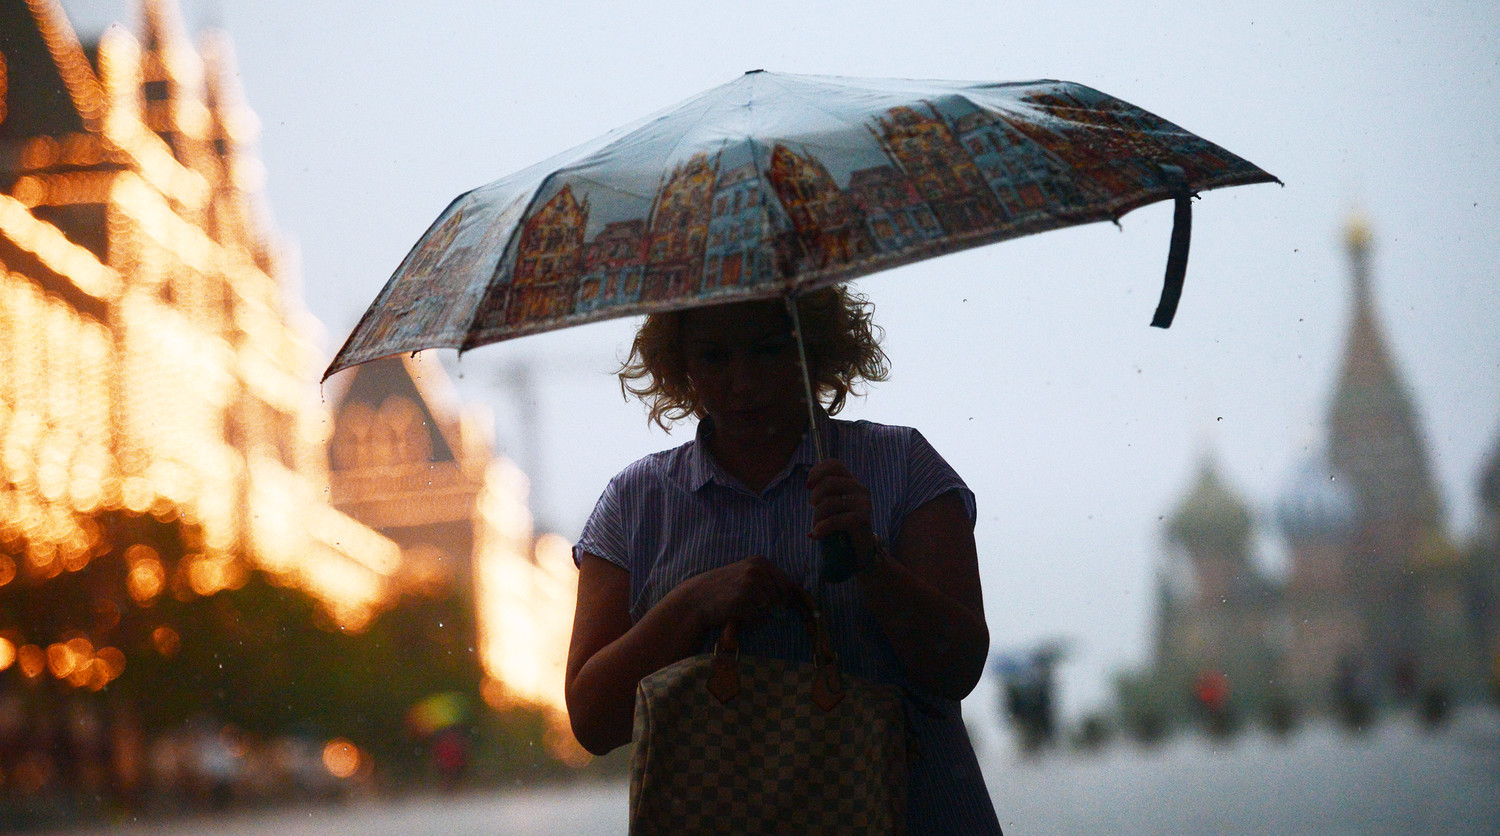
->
[324, 71, 1277, 578]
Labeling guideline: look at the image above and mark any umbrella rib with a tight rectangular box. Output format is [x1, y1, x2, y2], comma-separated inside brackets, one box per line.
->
[458, 182, 554, 355]
[761, 73, 887, 140]
[458, 82, 744, 354]
[652, 79, 743, 183]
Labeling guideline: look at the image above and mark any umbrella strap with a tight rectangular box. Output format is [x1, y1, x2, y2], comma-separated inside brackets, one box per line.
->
[783, 293, 826, 460]
[1150, 166, 1194, 329]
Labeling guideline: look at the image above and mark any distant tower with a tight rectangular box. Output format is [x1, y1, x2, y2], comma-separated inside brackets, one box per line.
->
[1325, 214, 1445, 679]
[1156, 458, 1280, 713]
[1165, 459, 1256, 608]
[1274, 454, 1364, 707]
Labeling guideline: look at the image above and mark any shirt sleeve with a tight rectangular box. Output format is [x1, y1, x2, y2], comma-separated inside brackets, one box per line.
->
[900, 428, 977, 526]
[573, 473, 631, 571]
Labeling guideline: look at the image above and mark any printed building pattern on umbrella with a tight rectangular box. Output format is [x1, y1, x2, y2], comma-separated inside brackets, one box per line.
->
[845, 165, 942, 253]
[766, 144, 873, 272]
[704, 163, 774, 292]
[506, 184, 588, 327]
[642, 151, 719, 303]
[577, 218, 648, 312]
[871, 104, 1002, 237]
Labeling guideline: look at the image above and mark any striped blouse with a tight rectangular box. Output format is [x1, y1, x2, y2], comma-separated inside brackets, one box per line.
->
[574, 411, 1003, 834]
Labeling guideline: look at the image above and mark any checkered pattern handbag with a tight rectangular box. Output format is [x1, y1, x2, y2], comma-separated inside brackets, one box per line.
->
[629, 597, 909, 835]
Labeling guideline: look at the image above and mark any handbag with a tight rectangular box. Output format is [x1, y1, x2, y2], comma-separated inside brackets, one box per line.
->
[628, 590, 909, 835]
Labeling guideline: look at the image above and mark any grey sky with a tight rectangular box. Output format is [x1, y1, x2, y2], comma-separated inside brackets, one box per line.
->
[102, 0, 1500, 717]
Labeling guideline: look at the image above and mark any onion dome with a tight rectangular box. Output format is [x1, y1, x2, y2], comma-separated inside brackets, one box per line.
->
[1165, 459, 1253, 557]
[1274, 454, 1359, 543]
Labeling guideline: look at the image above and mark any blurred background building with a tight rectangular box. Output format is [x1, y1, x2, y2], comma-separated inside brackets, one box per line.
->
[0, 0, 580, 821]
[1121, 217, 1500, 735]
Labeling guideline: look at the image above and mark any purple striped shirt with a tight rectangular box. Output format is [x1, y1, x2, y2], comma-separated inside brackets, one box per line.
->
[575, 411, 1003, 834]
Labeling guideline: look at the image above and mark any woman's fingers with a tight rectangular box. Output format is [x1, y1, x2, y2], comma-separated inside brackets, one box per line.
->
[806, 459, 858, 496]
[807, 463, 871, 521]
[806, 459, 876, 557]
[691, 555, 801, 629]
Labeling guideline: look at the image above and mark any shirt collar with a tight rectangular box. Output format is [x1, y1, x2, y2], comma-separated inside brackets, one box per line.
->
[687, 409, 834, 494]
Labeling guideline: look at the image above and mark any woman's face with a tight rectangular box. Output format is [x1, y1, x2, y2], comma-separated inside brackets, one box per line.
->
[680, 300, 808, 444]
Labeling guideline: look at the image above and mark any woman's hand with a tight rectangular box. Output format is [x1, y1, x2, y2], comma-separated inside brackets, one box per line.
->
[566, 552, 801, 755]
[806, 458, 877, 561]
[677, 554, 801, 633]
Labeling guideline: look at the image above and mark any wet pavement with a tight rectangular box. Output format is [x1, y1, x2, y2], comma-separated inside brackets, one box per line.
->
[44, 706, 1500, 835]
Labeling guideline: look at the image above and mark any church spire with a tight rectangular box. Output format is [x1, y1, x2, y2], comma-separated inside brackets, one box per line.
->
[1326, 213, 1442, 560]
[1345, 211, 1374, 310]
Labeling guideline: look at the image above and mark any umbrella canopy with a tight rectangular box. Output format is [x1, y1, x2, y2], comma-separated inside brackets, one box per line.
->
[324, 71, 1276, 379]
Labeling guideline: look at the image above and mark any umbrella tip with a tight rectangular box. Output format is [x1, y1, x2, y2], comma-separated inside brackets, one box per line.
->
[745, 68, 765, 74]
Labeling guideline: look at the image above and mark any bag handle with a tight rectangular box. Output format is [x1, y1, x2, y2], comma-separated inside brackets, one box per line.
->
[708, 587, 845, 712]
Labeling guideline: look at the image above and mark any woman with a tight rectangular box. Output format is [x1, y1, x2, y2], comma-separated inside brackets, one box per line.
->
[566, 287, 1002, 834]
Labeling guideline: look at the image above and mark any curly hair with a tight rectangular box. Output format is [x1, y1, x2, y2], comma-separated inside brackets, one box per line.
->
[618, 286, 889, 430]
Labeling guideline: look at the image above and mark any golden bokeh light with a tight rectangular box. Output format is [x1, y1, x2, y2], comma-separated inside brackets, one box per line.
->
[151, 625, 180, 658]
[66, 635, 94, 659]
[183, 552, 250, 597]
[0, 636, 15, 671]
[127, 556, 166, 604]
[47, 642, 78, 678]
[69, 658, 96, 688]
[18, 644, 46, 679]
[96, 645, 126, 680]
[321, 739, 360, 779]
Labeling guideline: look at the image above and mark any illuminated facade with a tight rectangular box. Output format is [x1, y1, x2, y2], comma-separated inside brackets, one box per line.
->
[326, 354, 578, 732]
[0, 4, 586, 806]
[0, 0, 403, 690]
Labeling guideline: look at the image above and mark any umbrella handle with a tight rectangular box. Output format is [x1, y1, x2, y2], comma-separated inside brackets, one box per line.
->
[1150, 165, 1194, 329]
[784, 294, 862, 585]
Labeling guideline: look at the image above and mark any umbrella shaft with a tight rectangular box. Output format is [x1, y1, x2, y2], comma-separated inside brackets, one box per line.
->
[783, 294, 825, 460]
[784, 294, 860, 584]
